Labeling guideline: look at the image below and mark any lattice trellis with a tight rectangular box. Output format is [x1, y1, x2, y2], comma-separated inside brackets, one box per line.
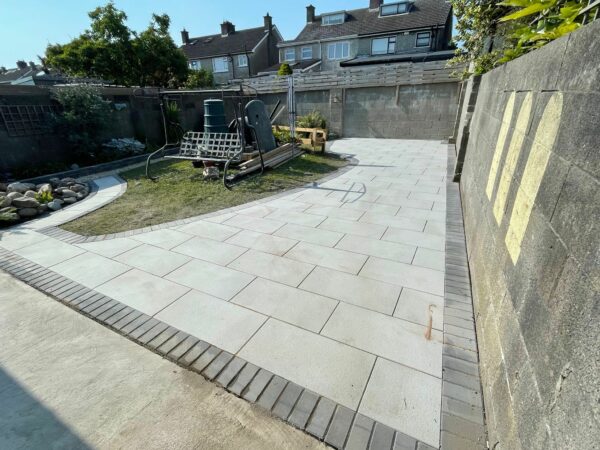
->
[0, 104, 59, 137]
[175, 131, 242, 162]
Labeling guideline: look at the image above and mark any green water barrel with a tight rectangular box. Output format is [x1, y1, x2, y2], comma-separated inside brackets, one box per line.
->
[204, 99, 228, 133]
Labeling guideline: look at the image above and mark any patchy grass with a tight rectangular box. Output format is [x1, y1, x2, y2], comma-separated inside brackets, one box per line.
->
[61, 151, 348, 236]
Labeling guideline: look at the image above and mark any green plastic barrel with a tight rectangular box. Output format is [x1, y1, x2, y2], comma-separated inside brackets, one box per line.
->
[204, 99, 228, 133]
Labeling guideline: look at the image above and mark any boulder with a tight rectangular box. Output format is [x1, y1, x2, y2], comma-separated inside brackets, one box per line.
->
[60, 189, 77, 198]
[47, 200, 62, 211]
[12, 197, 40, 208]
[49, 177, 61, 188]
[37, 183, 53, 194]
[0, 182, 7, 191]
[7, 192, 21, 200]
[76, 193, 85, 200]
[37, 204, 48, 213]
[24, 190, 37, 198]
[70, 183, 87, 193]
[61, 177, 77, 185]
[0, 196, 11, 208]
[7, 182, 35, 193]
[63, 197, 77, 204]
[17, 207, 38, 217]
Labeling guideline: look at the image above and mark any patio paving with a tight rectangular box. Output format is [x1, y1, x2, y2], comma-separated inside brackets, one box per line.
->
[0, 138, 484, 449]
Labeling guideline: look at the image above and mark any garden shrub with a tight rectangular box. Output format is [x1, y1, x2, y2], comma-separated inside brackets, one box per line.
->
[297, 110, 327, 129]
[277, 63, 293, 76]
[51, 85, 111, 163]
[184, 68, 214, 89]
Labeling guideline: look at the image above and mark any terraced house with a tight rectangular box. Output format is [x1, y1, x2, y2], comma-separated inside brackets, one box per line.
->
[276, 0, 453, 72]
[180, 14, 283, 84]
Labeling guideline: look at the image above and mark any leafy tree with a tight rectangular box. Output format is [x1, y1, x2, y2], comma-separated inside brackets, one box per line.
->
[450, 0, 595, 77]
[184, 68, 214, 89]
[45, 2, 188, 87]
[51, 85, 112, 161]
[277, 63, 293, 76]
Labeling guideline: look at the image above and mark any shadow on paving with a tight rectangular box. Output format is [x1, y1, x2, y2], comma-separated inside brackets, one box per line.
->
[0, 367, 91, 449]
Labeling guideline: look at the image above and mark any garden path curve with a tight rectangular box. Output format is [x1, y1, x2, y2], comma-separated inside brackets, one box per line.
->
[0, 139, 485, 450]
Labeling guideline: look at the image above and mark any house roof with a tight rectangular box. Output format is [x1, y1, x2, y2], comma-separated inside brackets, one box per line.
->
[181, 26, 280, 60]
[0, 65, 41, 84]
[285, 0, 451, 43]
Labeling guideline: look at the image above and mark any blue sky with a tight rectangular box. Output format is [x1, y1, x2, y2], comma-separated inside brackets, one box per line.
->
[0, 0, 374, 68]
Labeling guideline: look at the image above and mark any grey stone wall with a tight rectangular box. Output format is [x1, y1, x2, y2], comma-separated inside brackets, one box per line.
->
[343, 83, 458, 139]
[459, 20, 599, 450]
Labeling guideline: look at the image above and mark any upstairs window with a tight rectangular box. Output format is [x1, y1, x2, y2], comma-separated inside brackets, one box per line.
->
[212, 57, 229, 73]
[416, 31, 431, 47]
[301, 46, 313, 60]
[238, 54, 248, 67]
[322, 13, 345, 25]
[372, 36, 396, 55]
[284, 48, 295, 61]
[327, 41, 350, 60]
[380, 2, 410, 16]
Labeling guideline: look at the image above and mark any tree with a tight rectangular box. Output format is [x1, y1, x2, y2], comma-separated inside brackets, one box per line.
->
[450, 0, 595, 78]
[51, 85, 112, 161]
[45, 2, 188, 87]
[277, 63, 293, 76]
[184, 68, 214, 89]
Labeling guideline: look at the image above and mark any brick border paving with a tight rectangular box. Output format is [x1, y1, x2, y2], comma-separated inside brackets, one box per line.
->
[1, 146, 487, 449]
[440, 145, 487, 450]
[0, 246, 436, 450]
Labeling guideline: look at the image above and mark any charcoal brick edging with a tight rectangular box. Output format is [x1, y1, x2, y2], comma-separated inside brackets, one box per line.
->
[440, 145, 488, 450]
[0, 241, 433, 450]
[37, 156, 360, 245]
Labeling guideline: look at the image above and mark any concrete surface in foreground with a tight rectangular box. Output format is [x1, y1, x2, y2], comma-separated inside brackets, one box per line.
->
[0, 271, 326, 450]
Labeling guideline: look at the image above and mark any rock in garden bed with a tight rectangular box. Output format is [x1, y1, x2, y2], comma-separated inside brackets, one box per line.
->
[0, 177, 91, 226]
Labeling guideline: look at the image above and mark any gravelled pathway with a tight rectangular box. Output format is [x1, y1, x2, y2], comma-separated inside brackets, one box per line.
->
[0, 139, 484, 449]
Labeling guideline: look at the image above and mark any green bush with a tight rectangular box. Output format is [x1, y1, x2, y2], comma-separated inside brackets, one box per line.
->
[184, 68, 214, 88]
[277, 63, 293, 76]
[272, 128, 298, 144]
[297, 110, 327, 129]
[51, 85, 111, 162]
[35, 191, 54, 204]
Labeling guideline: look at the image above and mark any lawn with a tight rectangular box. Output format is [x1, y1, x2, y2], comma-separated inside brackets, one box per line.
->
[61, 151, 348, 236]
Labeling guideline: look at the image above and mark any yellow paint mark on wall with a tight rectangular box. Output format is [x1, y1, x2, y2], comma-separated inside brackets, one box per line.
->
[505, 93, 563, 264]
[493, 93, 533, 224]
[486, 92, 516, 200]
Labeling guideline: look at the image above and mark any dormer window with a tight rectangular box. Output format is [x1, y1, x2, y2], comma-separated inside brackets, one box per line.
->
[380, 1, 410, 16]
[322, 12, 345, 25]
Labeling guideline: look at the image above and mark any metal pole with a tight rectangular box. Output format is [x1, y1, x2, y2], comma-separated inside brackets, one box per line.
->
[287, 74, 296, 156]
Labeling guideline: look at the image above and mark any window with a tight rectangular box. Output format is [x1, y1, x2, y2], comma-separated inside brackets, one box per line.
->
[212, 57, 229, 73]
[371, 36, 396, 55]
[322, 13, 345, 25]
[301, 46, 313, 60]
[327, 42, 350, 60]
[189, 60, 199, 70]
[284, 48, 295, 61]
[238, 54, 248, 67]
[380, 2, 409, 16]
[416, 32, 431, 47]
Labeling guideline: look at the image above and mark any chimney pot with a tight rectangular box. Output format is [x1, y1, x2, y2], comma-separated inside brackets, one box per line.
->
[181, 29, 189, 45]
[264, 13, 272, 31]
[306, 5, 315, 23]
[221, 21, 235, 36]
[16, 60, 27, 69]
[369, 0, 383, 9]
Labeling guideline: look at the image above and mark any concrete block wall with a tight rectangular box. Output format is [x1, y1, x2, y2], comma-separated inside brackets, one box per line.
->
[459, 20, 599, 450]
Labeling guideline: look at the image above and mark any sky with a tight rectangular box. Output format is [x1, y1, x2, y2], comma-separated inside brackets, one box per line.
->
[0, 0, 374, 68]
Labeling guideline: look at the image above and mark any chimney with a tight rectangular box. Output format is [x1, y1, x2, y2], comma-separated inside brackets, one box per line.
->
[264, 13, 272, 31]
[369, 0, 382, 9]
[181, 29, 189, 45]
[29, 61, 36, 69]
[16, 60, 27, 69]
[0, 67, 6, 74]
[306, 5, 315, 23]
[221, 21, 235, 36]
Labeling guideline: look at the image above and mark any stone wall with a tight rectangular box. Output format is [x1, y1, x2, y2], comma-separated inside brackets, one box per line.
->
[459, 20, 599, 450]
